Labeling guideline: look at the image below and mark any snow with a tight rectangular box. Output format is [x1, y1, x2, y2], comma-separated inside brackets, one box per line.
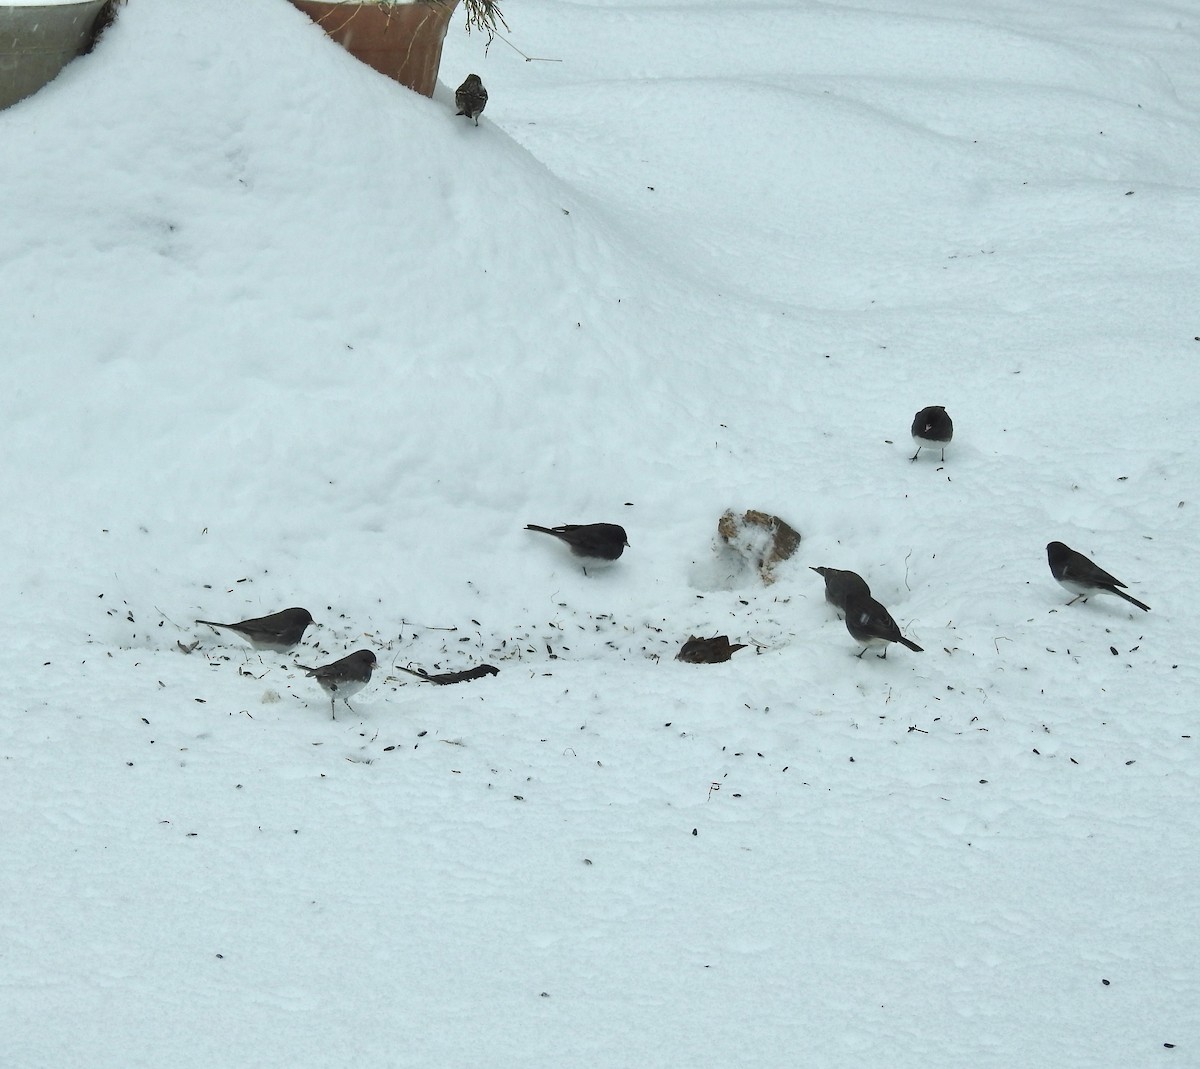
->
[2, 0, 1198, 1065]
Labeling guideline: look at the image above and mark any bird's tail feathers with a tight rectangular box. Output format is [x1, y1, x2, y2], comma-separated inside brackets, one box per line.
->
[1114, 588, 1151, 612]
[899, 637, 924, 652]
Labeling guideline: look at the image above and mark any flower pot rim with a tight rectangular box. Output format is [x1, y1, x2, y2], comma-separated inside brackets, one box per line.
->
[293, 1, 455, 6]
[0, 0, 107, 8]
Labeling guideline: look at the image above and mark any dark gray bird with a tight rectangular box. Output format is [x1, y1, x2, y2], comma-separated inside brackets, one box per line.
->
[294, 649, 378, 719]
[526, 523, 629, 570]
[1046, 541, 1150, 612]
[455, 74, 488, 125]
[844, 595, 923, 658]
[810, 566, 871, 614]
[397, 664, 499, 685]
[676, 635, 748, 664]
[195, 607, 314, 653]
[911, 405, 953, 462]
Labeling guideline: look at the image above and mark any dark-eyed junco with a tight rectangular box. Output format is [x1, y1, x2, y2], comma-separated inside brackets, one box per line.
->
[911, 405, 953, 462]
[294, 649, 378, 719]
[525, 523, 629, 570]
[810, 566, 871, 614]
[195, 607, 314, 653]
[1046, 541, 1150, 612]
[397, 664, 499, 685]
[676, 635, 748, 663]
[455, 74, 488, 125]
[843, 595, 923, 658]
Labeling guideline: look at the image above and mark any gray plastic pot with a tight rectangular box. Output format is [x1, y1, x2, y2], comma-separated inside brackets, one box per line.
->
[1, 0, 111, 110]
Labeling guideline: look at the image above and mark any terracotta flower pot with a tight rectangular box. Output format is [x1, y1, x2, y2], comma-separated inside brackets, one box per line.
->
[288, 0, 461, 98]
[0, 0, 111, 110]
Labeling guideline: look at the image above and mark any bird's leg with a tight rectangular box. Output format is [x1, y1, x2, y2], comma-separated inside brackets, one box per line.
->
[330, 697, 337, 720]
[1067, 594, 1084, 606]
[939, 447, 945, 462]
[878, 648, 888, 659]
[855, 647, 868, 659]
[909, 447, 921, 462]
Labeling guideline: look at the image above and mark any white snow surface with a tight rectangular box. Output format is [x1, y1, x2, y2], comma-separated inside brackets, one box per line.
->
[2, 0, 1198, 1065]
